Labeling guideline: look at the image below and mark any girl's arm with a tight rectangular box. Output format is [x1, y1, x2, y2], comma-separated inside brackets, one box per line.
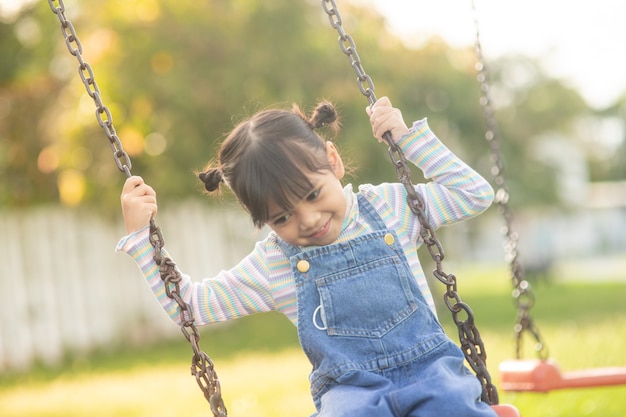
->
[116, 228, 275, 325]
[366, 97, 494, 231]
[398, 119, 494, 227]
[119, 177, 275, 326]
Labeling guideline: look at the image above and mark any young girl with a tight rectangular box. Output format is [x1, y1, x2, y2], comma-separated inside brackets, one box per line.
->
[119, 97, 497, 417]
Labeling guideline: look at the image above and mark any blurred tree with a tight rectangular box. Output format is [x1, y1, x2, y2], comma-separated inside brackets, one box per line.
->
[1, 0, 616, 214]
[0, 4, 66, 206]
[479, 55, 591, 207]
[587, 93, 626, 182]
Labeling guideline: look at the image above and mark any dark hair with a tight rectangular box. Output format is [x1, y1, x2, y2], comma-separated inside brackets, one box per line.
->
[198, 101, 340, 228]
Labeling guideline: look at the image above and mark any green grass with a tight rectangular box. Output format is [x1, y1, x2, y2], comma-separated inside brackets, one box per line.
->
[436, 262, 626, 417]
[1, 262, 625, 416]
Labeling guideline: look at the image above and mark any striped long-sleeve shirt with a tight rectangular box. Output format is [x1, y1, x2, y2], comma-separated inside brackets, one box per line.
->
[116, 118, 494, 327]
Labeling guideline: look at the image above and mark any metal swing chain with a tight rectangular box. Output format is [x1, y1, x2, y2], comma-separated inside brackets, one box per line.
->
[47, 1, 227, 415]
[321, 0, 499, 405]
[470, 1, 548, 361]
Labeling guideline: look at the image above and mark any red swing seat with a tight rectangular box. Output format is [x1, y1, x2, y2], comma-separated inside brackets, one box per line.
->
[499, 359, 626, 392]
[491, 404, 521, 417]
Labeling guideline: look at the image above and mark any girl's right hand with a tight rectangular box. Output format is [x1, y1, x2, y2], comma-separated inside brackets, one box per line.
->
[365, 96, 409, 145]
[121, 176, 158, 234]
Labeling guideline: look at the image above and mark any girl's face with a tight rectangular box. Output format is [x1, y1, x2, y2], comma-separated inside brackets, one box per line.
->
[266, 143, 346, 247]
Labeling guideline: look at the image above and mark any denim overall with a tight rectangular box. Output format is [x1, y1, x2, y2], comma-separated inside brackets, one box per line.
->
[277, 194, 496, 417]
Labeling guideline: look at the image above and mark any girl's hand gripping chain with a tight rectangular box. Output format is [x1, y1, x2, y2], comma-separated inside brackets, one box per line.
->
[121, 176, 158, 234]
[366, 96, 410, 145]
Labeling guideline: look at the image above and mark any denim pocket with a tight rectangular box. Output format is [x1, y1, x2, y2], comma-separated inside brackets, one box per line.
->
[315, 254, 418, 338]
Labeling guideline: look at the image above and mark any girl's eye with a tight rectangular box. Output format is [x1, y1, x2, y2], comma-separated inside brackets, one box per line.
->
[306, 188, 321, 201]
[273, 213, 291, 225]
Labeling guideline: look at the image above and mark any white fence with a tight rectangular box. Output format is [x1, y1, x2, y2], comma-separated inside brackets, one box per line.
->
[0, 201, 264, 372]
[1, 200, 624, 372]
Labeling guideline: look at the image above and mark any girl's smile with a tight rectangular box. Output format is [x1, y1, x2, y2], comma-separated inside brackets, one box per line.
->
[308, 219, 330, 239]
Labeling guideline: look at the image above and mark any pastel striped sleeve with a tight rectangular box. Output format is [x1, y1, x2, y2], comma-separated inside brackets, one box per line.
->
[116, 227, 275, 326]
[116, 225, 178, 317]
[262, 234, 299, 324]
[396, 118, 494, 230]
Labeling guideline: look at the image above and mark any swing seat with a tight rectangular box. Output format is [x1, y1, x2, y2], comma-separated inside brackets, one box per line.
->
[491, 404, 521, 417]
[499, 359, 626, 392]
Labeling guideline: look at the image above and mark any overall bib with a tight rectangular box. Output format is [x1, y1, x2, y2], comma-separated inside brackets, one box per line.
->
[277, 194, 496, 417]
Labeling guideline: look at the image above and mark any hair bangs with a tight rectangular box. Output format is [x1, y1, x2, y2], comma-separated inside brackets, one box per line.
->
[236, 137, 330, 228]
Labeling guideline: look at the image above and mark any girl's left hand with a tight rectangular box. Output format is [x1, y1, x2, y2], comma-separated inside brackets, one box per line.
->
[121, 176, 158, 234]
[366, 96, 409, 144]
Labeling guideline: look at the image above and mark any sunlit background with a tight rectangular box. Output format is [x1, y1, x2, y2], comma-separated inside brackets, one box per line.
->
[357, 0, 626, 109]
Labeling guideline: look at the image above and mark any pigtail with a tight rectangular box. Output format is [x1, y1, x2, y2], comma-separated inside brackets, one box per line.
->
[292, 101, 340, 135]
[198, 167, 224, 192]
[309, 101, 340, 134]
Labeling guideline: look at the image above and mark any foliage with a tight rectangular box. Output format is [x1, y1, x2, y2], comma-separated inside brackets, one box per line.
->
[0, 0, 620, 213]
[588, 93, 626, 181]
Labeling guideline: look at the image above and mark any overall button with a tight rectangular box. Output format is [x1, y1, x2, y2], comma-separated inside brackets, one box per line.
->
[384, 233, 395, 246]
[297, 259, 310, 273]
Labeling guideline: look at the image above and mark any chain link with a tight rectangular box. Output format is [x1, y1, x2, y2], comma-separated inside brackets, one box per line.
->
[149, 222, 227, 416]
[321, 0, 499, 405]
[321, 0, 376, 106]
[47, 0, 132, 178]
[48, 1, 227, 414]
[471, 0, 548, 361]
